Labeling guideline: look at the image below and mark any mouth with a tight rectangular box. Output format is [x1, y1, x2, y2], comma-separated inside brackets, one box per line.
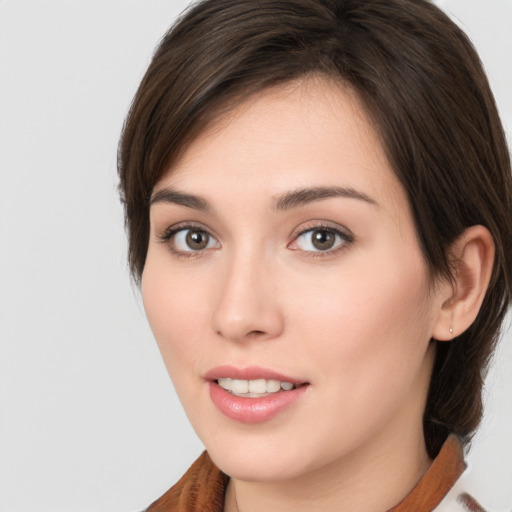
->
[215, 378, 300, 398]
[205, 366, 310, 423]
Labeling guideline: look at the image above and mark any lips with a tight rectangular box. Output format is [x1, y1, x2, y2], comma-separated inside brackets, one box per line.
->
[204, 365, 305, 383]
[205, 365, 309, 423]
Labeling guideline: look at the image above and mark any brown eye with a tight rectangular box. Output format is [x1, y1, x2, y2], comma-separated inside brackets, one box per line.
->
[290, 226, 351, 254]
[186, 229, 210, 250]
[167, 227, 220, 253]
[311, 229, 336, 250]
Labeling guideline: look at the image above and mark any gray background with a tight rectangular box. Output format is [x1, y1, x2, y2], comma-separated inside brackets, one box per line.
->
[0, 1, 511, 511]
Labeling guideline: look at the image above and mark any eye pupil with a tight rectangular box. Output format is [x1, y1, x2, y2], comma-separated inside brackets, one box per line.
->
[186, 230, 209, 250]
[312, 230, 335, 250]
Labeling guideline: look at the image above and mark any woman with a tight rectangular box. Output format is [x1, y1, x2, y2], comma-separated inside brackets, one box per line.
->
[117, 0, 512, 510]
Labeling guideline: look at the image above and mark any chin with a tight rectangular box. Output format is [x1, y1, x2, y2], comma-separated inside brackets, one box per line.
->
[208, 445, 310, 482]
[198, 421, 330, 483]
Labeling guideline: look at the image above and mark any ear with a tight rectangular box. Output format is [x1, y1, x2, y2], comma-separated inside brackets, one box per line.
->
[432, 225, 495, 341]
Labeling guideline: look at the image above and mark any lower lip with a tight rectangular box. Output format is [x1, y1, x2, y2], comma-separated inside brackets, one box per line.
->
[208, 381, 309, 423]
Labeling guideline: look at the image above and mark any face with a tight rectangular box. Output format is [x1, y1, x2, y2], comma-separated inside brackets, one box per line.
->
[142, 78, 443, 483]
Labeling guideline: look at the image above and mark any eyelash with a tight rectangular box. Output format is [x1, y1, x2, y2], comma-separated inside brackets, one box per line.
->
[157, 222, 354, 259]
[158, 223, 219, 259]
[289, 222, 354, 258]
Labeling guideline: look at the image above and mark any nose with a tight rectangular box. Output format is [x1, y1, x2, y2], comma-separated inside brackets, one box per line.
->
[211, 249, 284, 343]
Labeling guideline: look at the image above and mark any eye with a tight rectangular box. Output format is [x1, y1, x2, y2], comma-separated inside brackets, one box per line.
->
[290, 226, 352, 254]
[159, 225, 220, 255]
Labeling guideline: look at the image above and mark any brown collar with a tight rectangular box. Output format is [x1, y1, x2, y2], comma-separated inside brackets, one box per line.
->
[146, 436, 465, 512]
[389, 435, 466, 511]
[146, 451, 228, 512]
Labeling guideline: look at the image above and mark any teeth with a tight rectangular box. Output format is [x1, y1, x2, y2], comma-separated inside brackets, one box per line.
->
[248, 379, 266, 394]
[217, 378, 298, 396]
[267, 379, 281, 392]
[231, 379, 249, 394]
[217, 378, 232, 391]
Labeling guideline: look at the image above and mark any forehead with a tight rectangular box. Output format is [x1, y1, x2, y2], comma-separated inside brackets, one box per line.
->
[155, 77, 406, 220]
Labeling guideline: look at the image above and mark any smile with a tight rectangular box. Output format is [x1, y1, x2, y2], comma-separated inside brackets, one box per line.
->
[205, 366, 309, 423]
[217, 378, 296, 397]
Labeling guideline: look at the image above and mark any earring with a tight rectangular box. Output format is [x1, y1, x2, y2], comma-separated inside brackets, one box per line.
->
[449, 327, 454, 335]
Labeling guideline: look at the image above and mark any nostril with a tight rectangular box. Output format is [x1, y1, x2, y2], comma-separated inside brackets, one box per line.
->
[248, 330, 266, 337]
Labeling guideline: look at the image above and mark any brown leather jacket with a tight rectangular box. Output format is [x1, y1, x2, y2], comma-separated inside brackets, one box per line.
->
[146, 436, 485, 512]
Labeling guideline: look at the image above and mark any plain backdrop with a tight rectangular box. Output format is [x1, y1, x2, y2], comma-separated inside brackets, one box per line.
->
[0, 1, 511, 511]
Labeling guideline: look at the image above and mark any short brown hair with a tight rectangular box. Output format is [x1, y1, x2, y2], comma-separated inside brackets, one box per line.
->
[118, 0, 512, 457]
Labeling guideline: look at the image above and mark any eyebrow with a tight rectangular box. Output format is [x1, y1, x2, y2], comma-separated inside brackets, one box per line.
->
[150, 188, 212, 212]
[149, 185, 379, 212]
[273, 186, 379, 211]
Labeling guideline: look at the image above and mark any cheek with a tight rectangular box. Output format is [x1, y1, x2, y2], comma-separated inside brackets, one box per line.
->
[284, 254, 435, 448]
[141, 255, 211, 382]
[289, 248, 434, 384]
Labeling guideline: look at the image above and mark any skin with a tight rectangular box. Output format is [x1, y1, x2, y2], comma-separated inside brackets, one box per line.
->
[142, 77, 456, 512]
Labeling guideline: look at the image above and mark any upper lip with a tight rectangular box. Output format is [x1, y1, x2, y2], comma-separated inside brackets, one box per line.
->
[204, 365, 306, 385]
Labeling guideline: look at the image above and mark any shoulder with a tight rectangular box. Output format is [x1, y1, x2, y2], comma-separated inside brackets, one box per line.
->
[145, 451, 228, 512]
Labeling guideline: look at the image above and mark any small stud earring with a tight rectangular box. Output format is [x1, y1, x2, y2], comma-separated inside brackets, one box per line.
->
[449, 327, 454, 335]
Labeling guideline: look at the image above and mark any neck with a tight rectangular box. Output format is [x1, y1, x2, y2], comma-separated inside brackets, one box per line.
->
[224, 424, 432, 512]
